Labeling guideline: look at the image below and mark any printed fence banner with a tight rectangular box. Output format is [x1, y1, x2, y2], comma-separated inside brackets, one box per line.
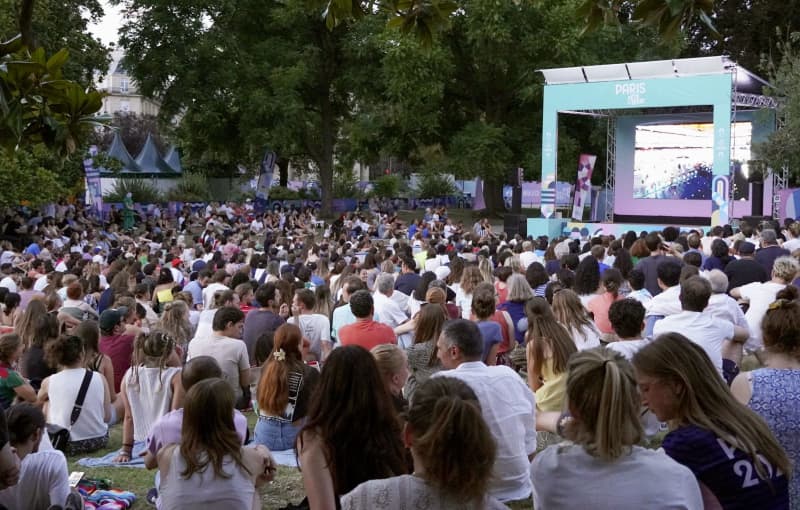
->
[84, 146, 103, 219]
[255, 149, 277, 213]
[572, 154, 597, 220]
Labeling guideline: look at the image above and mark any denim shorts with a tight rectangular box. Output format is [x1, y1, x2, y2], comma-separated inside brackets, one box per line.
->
[253, 416, 301, 451]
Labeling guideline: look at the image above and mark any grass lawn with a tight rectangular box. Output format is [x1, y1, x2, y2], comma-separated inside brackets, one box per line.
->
[67, 410, 534, 509]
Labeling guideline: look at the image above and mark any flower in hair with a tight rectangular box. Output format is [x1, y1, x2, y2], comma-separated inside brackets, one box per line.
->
[273, 349, 286, 362]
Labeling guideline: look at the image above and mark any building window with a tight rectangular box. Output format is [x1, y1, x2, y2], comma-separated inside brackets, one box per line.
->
[120, 78, 129, 93]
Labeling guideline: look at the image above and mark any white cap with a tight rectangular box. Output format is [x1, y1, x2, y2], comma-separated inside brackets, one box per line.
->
[434, 266, 451, 280]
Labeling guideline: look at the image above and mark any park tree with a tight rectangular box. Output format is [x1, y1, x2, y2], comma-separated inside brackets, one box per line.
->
[347, 0, 676, 213]
[0, 0, 109, 206]
[115, 0, 383, 215]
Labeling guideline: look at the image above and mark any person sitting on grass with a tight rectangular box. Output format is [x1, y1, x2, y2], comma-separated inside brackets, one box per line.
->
[0, 403, 83, 510]
[156, 378, 275, 510]
[143, 356, 249, 506]
[342, 377, 506, 509]
[530, 348, 702, 509]
[0, 334, 37, 409]
[114, 330, 183, 464]
[37, 334, 111, 456]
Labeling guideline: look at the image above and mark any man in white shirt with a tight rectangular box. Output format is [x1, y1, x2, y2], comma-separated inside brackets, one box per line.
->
[653, 276, 747, 381]
[730, 255, 799, 353]
[703, 270, 749, 333]
[433, 319, 537, 502]
[372, 274, 409, 330]
[518, 241, 537, 270]
[0, 264, 17, 293]
[202, 269, 230, 310]
[287, 288, 331, 362]
[186, 307, 250, 406]
[644, 259, 683, 336]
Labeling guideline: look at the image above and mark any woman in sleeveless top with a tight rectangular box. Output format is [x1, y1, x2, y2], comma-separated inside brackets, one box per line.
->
[158, 378, 275, 510]
[254, 324, 320, 451]
[38, 334, 110, 455]
[732, 286, 800, 507]
[114, 330, 183, 463]
[74, 321, 121, 422]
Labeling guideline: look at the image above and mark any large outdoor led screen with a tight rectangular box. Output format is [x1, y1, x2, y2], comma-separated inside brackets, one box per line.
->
[633, 122, 752, 200]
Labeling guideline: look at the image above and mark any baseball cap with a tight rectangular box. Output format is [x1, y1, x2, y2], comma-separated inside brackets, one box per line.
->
[171, 258, 182, 268]
[99, 307, 128, 332]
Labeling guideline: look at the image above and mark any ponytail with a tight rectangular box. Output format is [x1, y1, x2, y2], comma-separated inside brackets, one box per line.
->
[566, 348, 642, 461]
[407, 377, 496, 503]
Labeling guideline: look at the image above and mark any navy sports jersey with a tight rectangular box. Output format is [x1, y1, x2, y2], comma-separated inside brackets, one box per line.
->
[663, 424, 789, 510]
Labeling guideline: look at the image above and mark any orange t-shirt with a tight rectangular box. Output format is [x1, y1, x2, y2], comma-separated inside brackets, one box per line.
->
[339, 320, 397, 350]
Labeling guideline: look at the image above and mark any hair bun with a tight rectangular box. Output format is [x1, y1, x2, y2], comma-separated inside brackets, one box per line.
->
[776, 285, 799, 301]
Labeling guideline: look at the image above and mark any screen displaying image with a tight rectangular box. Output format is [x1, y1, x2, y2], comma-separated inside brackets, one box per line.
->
[633, 122, 752, 200]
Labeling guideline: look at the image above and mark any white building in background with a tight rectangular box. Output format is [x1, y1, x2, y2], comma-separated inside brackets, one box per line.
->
[96, 49, 161, 116]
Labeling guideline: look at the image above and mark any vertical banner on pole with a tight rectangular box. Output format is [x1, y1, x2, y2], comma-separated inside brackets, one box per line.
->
[254, 149, 277, 214]
[571, 154, 596, 220]
[84, 145, 103, 220]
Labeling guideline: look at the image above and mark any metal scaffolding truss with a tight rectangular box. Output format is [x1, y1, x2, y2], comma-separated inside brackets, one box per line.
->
[605, 116, 617, 222]
[733, 92, 779, 109]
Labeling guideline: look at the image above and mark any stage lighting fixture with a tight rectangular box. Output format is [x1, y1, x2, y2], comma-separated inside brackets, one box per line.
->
[583, 63, 630, 82]
[540, 67, 586, 85]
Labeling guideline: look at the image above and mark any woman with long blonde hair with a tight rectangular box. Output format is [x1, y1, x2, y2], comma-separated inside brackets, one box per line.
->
[456, 265, 484, 320]
[524, 297, 577, 413]
[551, 289, 601, 351]
[159, 301, 194, 360]
[531, 347, 703, 509]
[254, 323, 320, 451]
[633, 333, 791, 508]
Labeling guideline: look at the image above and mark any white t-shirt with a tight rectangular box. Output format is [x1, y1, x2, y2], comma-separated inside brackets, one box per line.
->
[342, 474, 508, 510]
[187, 334, 249, 401]
[287, 314, 330, 361]
[0, 450, 71, 510]
[645, 285, 682, 317]
[0, 276, 17, 293]
[740, 281, 786, 351]
[652, 311, 734, 375]
[607, 338, 651, 360]
[531, 444, 702, 510]
[433, 362, 536, 502]
[519, 251, 538, 271]
[33, 274, 48, 292]
[202, 282, 229, 310]
[705, 294, 749, 332]
[455, 288, 473, 320]
[568, 324, 602, 351]
[373, 293, 408, 329]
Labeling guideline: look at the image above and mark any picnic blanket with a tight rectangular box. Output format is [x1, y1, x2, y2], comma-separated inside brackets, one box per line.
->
[76, 441, 147, 468]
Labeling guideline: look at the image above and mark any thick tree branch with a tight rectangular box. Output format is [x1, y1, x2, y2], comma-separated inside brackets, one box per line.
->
[19, 0, 36, 49]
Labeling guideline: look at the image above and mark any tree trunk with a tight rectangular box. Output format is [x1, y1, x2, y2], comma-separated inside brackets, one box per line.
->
[482, 177, 506, 216]
[318, 96, 335, 219]
[277, 157, 289, 187]
[19, 0, 36, 49]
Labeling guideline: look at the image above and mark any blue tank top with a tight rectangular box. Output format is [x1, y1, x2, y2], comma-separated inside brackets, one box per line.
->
[663, 424, 789, 510]
[749, 368, 800, 508]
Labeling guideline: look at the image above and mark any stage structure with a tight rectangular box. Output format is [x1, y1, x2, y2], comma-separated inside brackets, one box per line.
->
[529, 57, 781, 239]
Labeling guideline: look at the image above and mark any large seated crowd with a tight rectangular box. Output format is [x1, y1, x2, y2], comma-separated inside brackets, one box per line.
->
[0, 198, 798, 509]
